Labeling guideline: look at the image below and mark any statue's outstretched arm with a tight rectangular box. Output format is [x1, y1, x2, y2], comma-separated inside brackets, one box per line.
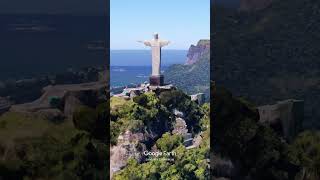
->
[160, 40, 170, 47]
[137, 40, 152, 47]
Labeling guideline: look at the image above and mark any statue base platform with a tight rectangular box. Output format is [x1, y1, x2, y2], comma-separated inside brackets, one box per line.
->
[149, 75, 164, 86]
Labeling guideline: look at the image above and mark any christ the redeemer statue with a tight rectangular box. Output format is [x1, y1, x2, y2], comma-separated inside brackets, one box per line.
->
[138, 33, 170, 86]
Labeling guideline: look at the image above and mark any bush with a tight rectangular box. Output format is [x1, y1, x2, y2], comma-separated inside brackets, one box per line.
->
[288, 131, 320, 180]
[110, 121, 121, 145]
[133, 94, 148, 107]
[160, 90, 203, 134]
[156, 133, 183, 152]
[212, 87, 299, 179]
[72, 103, 107, 140]
[159, 90, 189, 110]
[73, 106, 97, 134]
[49, 96, 62, 109]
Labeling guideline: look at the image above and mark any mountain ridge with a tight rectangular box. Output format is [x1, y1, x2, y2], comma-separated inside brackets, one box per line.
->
[164, 40, 210, 99]
[213, 0, 320, 129]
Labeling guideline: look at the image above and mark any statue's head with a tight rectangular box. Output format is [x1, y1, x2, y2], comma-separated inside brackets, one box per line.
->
[153, 33, 159, 40]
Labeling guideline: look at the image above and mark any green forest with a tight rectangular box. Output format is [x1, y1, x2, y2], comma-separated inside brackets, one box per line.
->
[111, 90, 210, 180]
[0, 102, 108, 179]
[212, 85, 320, 180]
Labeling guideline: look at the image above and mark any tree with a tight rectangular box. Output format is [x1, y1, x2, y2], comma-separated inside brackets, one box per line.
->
[49, 96, 63, 109]
[159, 90, 203, 134]
[156, 133, 183, 152]
[288, 131, 320, 180]
[212, 86, 299, 179]
[73, 106, 97, 135]
[133, 94, 148, 107]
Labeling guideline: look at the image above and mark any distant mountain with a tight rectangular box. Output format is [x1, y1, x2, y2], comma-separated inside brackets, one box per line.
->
[186, 40, 210, 65]
[165, 40, 210, 99]
[213, 0, 320, 129]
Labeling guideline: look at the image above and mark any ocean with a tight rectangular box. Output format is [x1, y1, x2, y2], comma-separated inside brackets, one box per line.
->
[0, 14, 107, 80]
[0, 14, 188, 87]
[111, 66, 169, 88]
[110, 50, 188, 87]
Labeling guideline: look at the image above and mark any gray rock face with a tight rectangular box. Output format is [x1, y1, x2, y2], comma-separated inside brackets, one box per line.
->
[129, 89, 141, 99]
[172, 117, 188, 135]
[37, 108, 65, 122]
[173, 109, 184, 118]
[172, 114, 195, 147]
[191, 93, 206, 105]
[110, 130, 146, 179]
[63, 95, 84, 118]
[186, 40, 210, 65]
[0, 97, 11, 114]
[10, 81, 106, 117]
[113, 83, 175, 99]
[212, 154, 237, 179]
[258, 99, 304, 141]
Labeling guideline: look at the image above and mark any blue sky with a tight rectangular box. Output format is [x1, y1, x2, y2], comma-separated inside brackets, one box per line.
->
[111, 0, 210, 50]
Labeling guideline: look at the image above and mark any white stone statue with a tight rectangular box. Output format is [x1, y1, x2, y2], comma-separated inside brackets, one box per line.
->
[138, 33, 170, 76]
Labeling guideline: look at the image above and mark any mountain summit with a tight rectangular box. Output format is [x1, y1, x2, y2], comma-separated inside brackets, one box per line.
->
[186, 40, 210, 65]
[165, 40, 210, 99]
[213, 0, 320, 129]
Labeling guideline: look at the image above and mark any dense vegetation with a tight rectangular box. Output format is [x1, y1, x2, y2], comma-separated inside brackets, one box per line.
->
[114, 139, 209, 180]
[110, 90, 205, 146]
[212, 85, 320, 180]
[164, 46, 210, 100]
[111, 90, 210, 179]
[0, 67, 104, 104]
[213, 0, 320, 129]
[110, 92, 173, 146]
[0, 102, 108, 179]
[114, 103, 210, 179]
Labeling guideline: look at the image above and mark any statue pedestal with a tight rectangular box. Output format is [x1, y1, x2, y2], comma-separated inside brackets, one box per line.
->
[149, 75, 164, 86]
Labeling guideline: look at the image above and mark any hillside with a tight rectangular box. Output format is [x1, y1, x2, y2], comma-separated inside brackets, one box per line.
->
[212, 85, 320, 179]
[164, 40, 210, 99]
[0, 101, 108, 179]
[213, 0, 320, 129]
[110, 89, 210, 179]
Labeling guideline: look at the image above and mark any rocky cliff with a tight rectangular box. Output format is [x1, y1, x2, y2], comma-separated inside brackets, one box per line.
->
[0, 97, 11, 114]
[0, 66, 104, 105]
[258, 99, 304, 141]
[186, 39, 210, 65]
[165, 40, 210, 99]
[10, 81, 107, 117]
[110, 89, 209, 179]
[211, 86, 302, 179]
[213, 0, 320, 129]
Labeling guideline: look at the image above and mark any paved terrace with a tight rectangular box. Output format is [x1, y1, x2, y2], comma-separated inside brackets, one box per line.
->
[11, 81, 107, 112]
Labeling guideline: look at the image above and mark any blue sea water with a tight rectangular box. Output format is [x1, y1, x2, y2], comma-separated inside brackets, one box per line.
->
[111, 66, 170, 88]
[0, 14, 187, 86]
[0, 14, 107, 80]
[110, 50, 187, 87]
[111, 50, 187, 66]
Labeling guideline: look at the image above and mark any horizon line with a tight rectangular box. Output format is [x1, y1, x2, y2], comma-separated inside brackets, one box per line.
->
[110, 49, 188, 51]
[0, 12, 107, 16]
